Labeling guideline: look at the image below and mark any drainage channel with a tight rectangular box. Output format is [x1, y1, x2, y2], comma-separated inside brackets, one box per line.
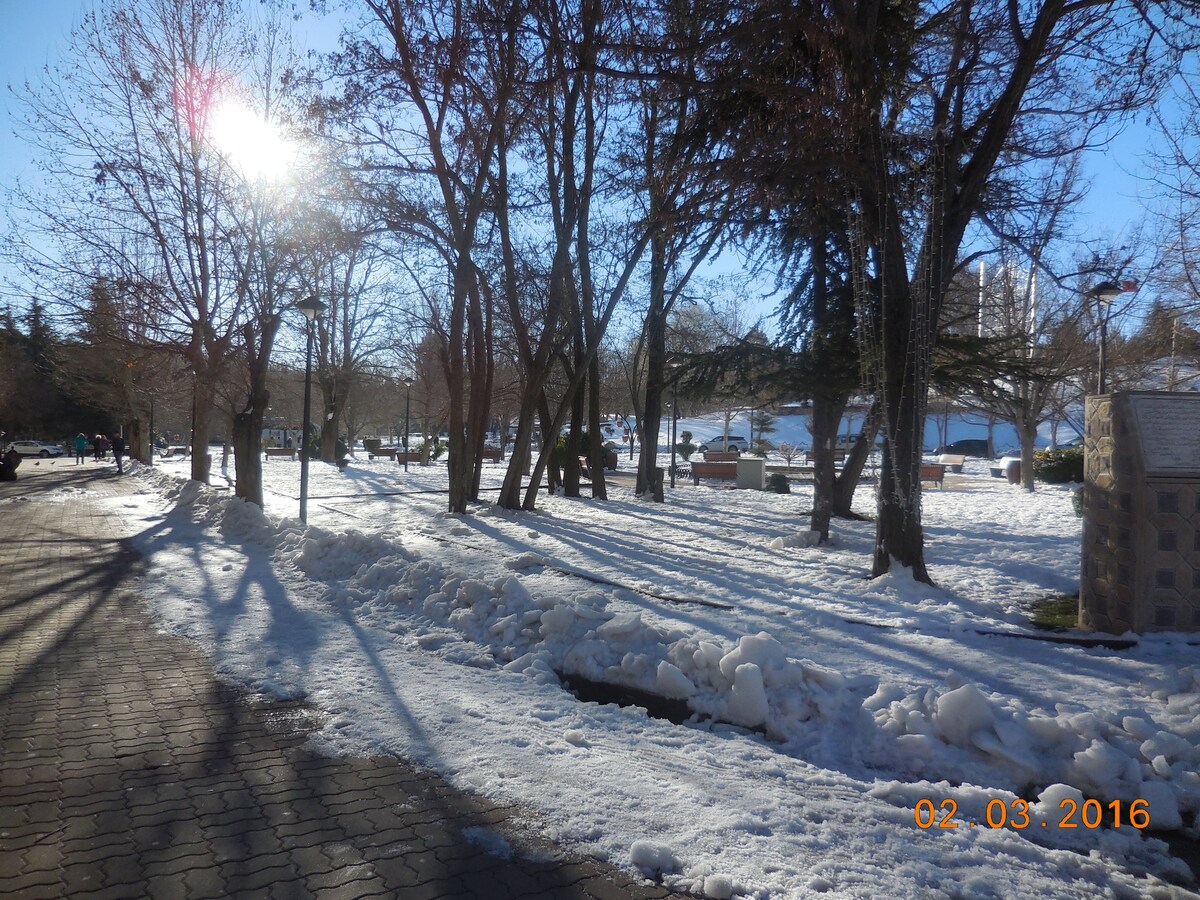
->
[559, 674, 1200, 887]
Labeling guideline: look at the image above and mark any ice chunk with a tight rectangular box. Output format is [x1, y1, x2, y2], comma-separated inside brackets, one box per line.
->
[1121, 715, 1157, 741]
[1140, 780, 1182, 830]
[934, 683, 994, 746]
[727, 663, 769, 728]
[504, 552, 546, 570]
[1073, 739, 1126, 789]
[1033, 783, 1083, 823]
[718, 632, 787, 680]
[655, 661, 694, 699]
[539, 605, 576, 636]
[703, 874, 735, 899]
[630, 840, 679, 876]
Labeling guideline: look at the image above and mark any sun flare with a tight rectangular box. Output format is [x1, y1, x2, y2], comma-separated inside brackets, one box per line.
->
[208, 101, 298, 182]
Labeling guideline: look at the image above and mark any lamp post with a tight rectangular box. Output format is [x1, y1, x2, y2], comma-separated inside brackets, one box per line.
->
[667, 359, 681, 489]
[1089, 281, 1123, 394]
[402, 375, 414, 472]
[296, 295, 325, 523]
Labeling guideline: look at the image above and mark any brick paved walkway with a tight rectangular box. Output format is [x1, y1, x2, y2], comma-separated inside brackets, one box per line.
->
[0, 463, 688, 899]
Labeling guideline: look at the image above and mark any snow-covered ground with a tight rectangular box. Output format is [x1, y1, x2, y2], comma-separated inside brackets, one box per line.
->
[89, 438, 1198, 899]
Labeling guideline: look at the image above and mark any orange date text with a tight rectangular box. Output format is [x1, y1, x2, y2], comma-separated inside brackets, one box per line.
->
[913, 797, 1150, 830]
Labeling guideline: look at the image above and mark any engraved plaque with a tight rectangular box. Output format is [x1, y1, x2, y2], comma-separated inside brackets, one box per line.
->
[1131, 395, 1200, 474]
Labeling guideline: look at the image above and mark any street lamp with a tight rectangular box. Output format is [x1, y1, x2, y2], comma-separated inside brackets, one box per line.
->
[667, 358, 681, 489]
[296, 295, 326, 523]
[1089, 281, 1122, 394]
[402, 375, 414, 472]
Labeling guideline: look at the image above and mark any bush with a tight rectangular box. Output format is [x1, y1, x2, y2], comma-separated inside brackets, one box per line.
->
[766, 472, 791, 494]
[1033, 447, 1083, 484]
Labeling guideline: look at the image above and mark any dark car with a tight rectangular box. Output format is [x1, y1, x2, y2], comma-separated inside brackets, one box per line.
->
[935, 438, 990, 457]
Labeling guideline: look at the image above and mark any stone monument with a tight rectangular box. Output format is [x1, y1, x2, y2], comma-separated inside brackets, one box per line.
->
[1081, 391, 1200, 633]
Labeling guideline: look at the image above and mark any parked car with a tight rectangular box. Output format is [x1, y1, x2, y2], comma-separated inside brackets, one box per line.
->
[934, 438, 990, 457]
[1049, 435, 1084, 449]
[5, 440, 65, 458]
[698, 435, 749, 453]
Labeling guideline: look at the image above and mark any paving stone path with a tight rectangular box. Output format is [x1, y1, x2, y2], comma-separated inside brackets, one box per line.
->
[0, 463, 690, 899]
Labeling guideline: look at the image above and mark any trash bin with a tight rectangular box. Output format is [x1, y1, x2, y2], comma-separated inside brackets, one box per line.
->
[1005, 458, 1021, 484]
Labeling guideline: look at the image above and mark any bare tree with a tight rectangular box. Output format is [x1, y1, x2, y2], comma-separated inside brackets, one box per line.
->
[10, 0, 267, 484]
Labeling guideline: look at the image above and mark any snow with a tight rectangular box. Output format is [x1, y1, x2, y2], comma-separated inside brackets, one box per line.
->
[75, 440, 1200, 899]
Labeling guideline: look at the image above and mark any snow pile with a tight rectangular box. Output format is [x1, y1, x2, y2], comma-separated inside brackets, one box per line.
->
[119, 459, 1200, 896]
[159, 472, 1200, 843]
[865, 673, 1200, 832]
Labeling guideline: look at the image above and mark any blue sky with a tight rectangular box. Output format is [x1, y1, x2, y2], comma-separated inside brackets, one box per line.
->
[0, 1, 1166, 316]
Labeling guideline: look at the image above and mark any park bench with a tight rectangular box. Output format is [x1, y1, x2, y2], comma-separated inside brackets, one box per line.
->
[368, 447, 397, 460]
[691, 460, 738, 484]
[394, 450, 422, 465]
[805, 449, 847, 466]
[264, 447, 294, 459]
[936, 453, 966, 473]
[481, 447, 504, 463]
[703, 450, 740, 463]
[919, 463, 946, 487]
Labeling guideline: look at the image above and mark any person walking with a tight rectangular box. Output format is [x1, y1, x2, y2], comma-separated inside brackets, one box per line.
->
[92, 434, 103, 461]
[73, 432, 88, 464]
[110, 434, 126, 474]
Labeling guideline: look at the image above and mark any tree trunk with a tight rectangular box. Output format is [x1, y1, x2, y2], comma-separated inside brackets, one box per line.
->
[1018, 416, 1038, 492]
[233, 315, 279, 508]
[874, 376, 929, 582]
[808, 397, 843, 540]
[833, 399, 882, 517]
[189, 375, 214, 484]
[587, 353, 607, 500]
[637, 230, 667, 499]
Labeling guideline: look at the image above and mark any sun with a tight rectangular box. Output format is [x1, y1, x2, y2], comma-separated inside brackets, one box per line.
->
[208, 101, 298, 182]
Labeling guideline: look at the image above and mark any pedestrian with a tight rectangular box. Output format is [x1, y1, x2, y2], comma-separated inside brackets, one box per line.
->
[98, 435, 110, 460]
[111, 434, 126, 474]
[73, 432, 88, 465]
[93, 434, 103, 461]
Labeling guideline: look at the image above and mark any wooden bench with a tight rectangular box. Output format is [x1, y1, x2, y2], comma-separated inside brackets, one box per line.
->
[394, 450, 422, 464]
[692, 460, 737, 484]
[805, 450, 846, 465]
[703, 450, 740, 463]
[920, 463, 946, 487]
[481, 447, 504, 463]
[368, 447, 397, 460]
[936, 453, 966, 473]
[264, 447, 295, 459]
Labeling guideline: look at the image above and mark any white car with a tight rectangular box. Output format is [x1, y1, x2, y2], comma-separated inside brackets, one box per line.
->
[697, 435, 749, 453]
[6, 440, 65, 458]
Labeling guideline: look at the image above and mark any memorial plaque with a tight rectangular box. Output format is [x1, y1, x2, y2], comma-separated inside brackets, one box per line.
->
[1130, 395, 1200, 474]
[1081, 391, 1200, 634]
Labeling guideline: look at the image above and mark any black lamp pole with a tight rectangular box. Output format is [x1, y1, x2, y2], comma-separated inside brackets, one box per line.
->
[296, 295, 326, 523]
[403, 375, 414, 472]
[667, 360, 681, 489]
[1090, 282, 1122, 394]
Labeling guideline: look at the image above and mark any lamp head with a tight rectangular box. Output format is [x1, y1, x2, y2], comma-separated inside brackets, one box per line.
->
[403, 376, 414, 388]
[1090, 281, 1123, 305]
[296, 295, 326, 322]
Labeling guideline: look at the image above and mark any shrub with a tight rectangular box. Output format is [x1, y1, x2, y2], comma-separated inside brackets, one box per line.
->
[1033, 447, 1083, 484]
[766, 472, 791, 494]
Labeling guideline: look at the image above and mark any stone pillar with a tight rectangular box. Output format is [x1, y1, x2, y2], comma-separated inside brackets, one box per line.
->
[1081, 391, 1200, 633]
